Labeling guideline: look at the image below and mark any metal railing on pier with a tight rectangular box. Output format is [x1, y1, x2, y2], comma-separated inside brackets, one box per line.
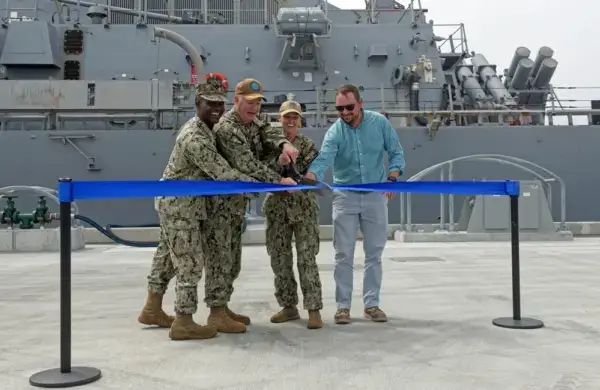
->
[398, 155, 567, 233]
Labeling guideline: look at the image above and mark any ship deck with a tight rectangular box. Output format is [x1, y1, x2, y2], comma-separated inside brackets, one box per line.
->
[2, 238, 600, 389]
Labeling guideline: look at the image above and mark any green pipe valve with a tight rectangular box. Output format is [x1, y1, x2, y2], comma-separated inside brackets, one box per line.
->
[0, 195, 53, 229]
[1, 196, 18, 226]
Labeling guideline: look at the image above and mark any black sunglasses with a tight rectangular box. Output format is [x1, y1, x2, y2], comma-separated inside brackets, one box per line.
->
[335, 104, 355, 112]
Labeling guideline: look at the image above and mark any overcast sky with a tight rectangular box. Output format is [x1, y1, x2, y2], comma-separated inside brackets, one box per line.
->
[327, 0, 597, 111]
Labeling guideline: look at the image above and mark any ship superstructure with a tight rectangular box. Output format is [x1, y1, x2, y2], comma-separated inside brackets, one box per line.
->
[1, 0, 599, 241]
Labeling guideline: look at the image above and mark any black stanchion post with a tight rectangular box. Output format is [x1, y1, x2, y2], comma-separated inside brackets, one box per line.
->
[29, 178, 102, 388]
[492, 194, 544, 330]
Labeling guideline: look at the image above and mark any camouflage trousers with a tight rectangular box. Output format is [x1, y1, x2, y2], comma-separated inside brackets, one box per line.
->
[203, 196, 246, 308]
[147, 213, 205, 315]
[264, 196, 323, 311]
[146, 229, 175, 295]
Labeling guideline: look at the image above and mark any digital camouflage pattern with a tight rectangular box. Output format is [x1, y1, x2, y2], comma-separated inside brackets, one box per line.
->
[203, 208, 244, 308]
[146, 228, 175, 295]
[159, 215, 204, 315]
[152, 116, 257, 314]
[262, 134, 323, 311]
[146, 76, 232, 296]
[203, 192, 247, 309]
[195, 76, 228, 102]
[214, 109, 289, 184]
[204, 109, 288, 308]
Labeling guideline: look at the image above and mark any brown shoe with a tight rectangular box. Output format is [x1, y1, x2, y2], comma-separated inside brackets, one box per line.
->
[138, 292, 175, 328]
[207, 307, 247, 333]
[225, 306, 251, 325]
[334, 308, 351, 325]
[364, 306, 388, 322]
[168, 314, 217, 340]
[307, 310, 323, 329]
[270, 306, 300, 323]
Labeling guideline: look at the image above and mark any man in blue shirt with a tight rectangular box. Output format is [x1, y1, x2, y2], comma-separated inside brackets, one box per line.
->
[305, 84, 405, 325]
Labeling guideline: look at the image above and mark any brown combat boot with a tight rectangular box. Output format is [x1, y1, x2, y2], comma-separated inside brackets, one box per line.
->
[138, 291, 175, 328]
[225, 306, 251, 325]
[168, 313, 218, 341]
[307, 310, 323, 329]
[207, 307, 247, 333]
[270, 306, 300, 323]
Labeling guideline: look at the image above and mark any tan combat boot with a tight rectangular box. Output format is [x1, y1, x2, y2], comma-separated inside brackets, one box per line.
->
[207, 307, 247, 333]
[270, 306, 300, 323]
[307, 310, 323, 329]
[138, 291, 175, 328]
[225, 306, 251, 325]
[169, 314, 218, 341]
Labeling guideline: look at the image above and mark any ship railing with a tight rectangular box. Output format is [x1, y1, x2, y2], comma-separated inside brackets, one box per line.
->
[144, 8, 273, 25]
[145, 0, 281, 25]
[146, 2, 437, 26]
[1, 6, 40, 22]
[0, 110, 161, 131]
[435, 23, 469, 54]
[274, 108, 600, 127]
[324, 2, 428, 25]
[1, 108, 600, 131]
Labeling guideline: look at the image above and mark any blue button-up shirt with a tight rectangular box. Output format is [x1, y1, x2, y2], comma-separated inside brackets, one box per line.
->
[308, 110, 405, 185]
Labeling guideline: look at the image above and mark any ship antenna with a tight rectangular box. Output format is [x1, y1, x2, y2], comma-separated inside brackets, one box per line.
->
[364, 0, 377, 23]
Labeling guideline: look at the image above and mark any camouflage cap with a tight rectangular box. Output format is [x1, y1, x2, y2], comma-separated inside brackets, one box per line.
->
[234, 78, 266, 101]
[279, 100, 302, 116]
[196, 75, 228, 102]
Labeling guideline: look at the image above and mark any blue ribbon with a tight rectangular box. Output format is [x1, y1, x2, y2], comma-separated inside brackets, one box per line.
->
[58, 179, 520, 202]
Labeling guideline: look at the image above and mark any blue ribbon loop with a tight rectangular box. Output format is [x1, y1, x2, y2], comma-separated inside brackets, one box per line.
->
[58, 179, 520, 202]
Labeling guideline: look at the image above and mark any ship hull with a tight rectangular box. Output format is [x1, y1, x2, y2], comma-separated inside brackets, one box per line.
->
[1, 124, 598, 226]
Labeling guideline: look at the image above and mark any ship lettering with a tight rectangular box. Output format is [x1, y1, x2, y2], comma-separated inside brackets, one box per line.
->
[12, 85, 64, 108]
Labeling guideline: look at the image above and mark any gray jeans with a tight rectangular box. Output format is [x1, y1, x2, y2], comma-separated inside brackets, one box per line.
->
[331, 190, 388, 310]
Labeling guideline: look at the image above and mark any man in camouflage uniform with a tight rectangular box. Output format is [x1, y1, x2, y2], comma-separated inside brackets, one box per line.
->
[263, 100, 324, 329]
[138, 75, 261, 340]
[210, 78, 299, 329]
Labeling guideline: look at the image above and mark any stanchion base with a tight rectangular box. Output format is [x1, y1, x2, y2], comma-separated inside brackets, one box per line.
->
[492, 317, 544, 329]
[29, 367, 101, 388]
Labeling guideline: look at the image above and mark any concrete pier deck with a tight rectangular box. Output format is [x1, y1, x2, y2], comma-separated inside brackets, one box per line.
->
[2, 238, 600, 389]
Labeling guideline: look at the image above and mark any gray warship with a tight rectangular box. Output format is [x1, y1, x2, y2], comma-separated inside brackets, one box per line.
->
[4, 3, 600, 389]
[1, 0, 599, 248]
